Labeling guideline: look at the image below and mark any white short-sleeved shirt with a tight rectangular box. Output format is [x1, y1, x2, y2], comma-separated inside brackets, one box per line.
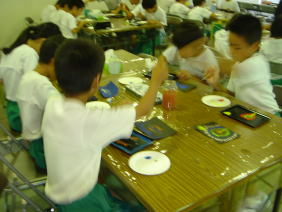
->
[260, 38, 282, 64]
[17, 71, 58, 140]
[41, 5, 57, 22]
[214, 29, 231, 59]
[169, 2, 190, 19]
[227, 53, 280, 114]
[42, 95, 136, 204]
[187, 6, 212, 22]
[121, 0, 139, 10]
[157, 0, 175, 13]
[132, 5, 167, 26]
[218, 0, 240, 12]
[0, 44, 38, 101]
[50, 9, 77, 38]
[163, 45, 219, 78]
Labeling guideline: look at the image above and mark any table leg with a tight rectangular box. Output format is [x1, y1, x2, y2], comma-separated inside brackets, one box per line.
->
[273, 188, 282, 212]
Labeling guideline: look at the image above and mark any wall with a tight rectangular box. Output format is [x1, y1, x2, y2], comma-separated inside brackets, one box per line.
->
[0, 0, 56, 48]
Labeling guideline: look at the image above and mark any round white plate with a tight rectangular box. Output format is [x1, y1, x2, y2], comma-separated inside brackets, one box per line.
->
[118, 77, 143, 85]
[128, 151, 171, 175]
[201, 95, 231, 107]
[86, 101, 111, 110]
[137, 21, 147, 25]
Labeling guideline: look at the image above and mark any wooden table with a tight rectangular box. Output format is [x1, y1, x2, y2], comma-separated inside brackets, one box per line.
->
[101, 50, 282, 212]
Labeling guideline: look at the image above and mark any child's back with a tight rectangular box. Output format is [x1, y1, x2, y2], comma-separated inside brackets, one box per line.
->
[169, 1, 190, 19]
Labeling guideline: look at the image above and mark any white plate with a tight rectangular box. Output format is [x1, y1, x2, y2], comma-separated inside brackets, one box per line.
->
[118, 77, 143, 85]
[201, 95, 231, 107]
[128, 151, 171, 175]
[137, 21, 147, 25]
[86, 101, 111, 110]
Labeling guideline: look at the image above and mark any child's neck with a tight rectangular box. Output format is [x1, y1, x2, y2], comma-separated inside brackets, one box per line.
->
[35, 64, 51, 79]
[65, 92, 90, 104]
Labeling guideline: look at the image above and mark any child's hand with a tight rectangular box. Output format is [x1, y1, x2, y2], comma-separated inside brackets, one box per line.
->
[204, 67, 219, 87]
[151, 56, 168, 86]
[137, 13, 145, 20]
[176, 70, 192, 81]
[147, 20, 160, 25]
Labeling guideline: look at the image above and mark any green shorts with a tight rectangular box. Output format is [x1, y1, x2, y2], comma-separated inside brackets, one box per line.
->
[28, 137, 46, 169]
[5, 100, 22, 132]
[57, 184, 142, 212]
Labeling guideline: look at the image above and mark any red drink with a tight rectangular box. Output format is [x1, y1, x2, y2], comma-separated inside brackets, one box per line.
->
[162, 90, 176, 110]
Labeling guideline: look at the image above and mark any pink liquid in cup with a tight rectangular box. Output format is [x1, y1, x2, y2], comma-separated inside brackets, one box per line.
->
[162, 90, 176, 110]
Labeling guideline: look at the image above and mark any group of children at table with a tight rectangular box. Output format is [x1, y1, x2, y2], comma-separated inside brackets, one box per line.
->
[0, 0, 281, 209]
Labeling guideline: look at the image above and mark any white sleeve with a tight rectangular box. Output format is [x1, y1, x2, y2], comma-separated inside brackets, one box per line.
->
[132, 4, 143, 16]
[22, 53, 38, 74]
[233, 1, 240, 12]
[36, 83, 59, 109]
[159, 9, 167, 26]
[202, 8, 212, 19]
[181, 5, 190, 14]
[162, 46, 178, 65]
[85, 106, 136, 148]
[68, 15, 77, 31]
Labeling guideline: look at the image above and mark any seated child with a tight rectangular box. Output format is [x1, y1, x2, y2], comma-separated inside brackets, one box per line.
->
[113, 0, 141, 19]
[188, 0, 217, 22]
[218, 0, 240, 13]
[41, 0, 67, 23]
[42, 39, 168, 211]
[0, 23, 61, 132]
[206, 14, 280, 115]
[50, 0, 87, 38]
[169, 0, 190, 19]
[16, 35, 65, 169]
[162, 20, 219, 80]
[261, 15, 282, 65]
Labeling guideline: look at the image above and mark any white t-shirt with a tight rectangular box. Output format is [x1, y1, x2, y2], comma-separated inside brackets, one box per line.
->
[214, 29, 231, 59]
[227, 53, 280, 114]
[169, 2, 190, 19]
[132, 5, 167, 26]
[218, 0, 240, 12]
[17, 71, 58, 140]
[163, 45, 219, 78]
[260, 38, 282, 64]
[41, 5, 57, 22]
[157, 0, 175, 13]
[121, 0, 139, 10]
[42, 95, 136, 204]
[50, 9, 77, 39]
[187, 6, 212, 22]
[0, 44, 38, 101]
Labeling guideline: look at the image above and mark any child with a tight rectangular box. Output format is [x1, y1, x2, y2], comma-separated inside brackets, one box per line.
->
[188, 0, 217, 22]
[41, 39, 168, 211]
[50, 0, 87, 38]
[0, 23, 61, 132]
[261, 15, 282, 65]
[16, 35, 65, 170]
[218, 0, 240, 12]
[41, 0, 67, 23]
[162, 20, 219, 80]
[112, 0, 140, 19]
[206, 14, 280, 115]
[169, 0, 190, 19]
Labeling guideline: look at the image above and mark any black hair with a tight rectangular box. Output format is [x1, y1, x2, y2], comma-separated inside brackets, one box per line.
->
[66, 0, 85, 9]
[226, 14, 262, 44]
[55, 39, 105, 95]
[142, 0, 156, 9]
[39, 35, 66, 64]
[271, 15, 282, 38]
[193, 0, 206, 6]
[172, 20, 204, 49]
[56, 0, 67, 7]
[2, 22, 61, 55]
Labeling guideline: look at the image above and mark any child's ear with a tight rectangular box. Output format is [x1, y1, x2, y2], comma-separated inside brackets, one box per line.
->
[251, 41, 260, 52]
[91, 74, 101, 92]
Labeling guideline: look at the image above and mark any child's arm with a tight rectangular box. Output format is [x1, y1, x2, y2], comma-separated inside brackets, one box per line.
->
[121, 4, 134, 19]
[135, 56, 168, 119]
[72, 20, 90, 34]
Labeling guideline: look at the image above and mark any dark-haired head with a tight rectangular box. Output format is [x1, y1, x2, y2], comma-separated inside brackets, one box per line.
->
[193, 0, 206, 6]
[66, 0, 85, 17]
[142, 0, 157, 11]
[271, 15, 282, 38]
[55, 39, 105, 96]
[2, 22, 61, 55]
[227, 14, 261, 62]
[56, 0, 67, 7]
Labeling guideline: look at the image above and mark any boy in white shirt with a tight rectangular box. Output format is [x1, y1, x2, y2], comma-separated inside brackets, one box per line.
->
[218, 0, 240, 12]
[0, 23, 61, 132]
[188, 0, 217, 22]
[41, 0, 67, 23]
[169, 0, 190, 19]
[42, 39, 168, 210]
[162, 21, 219, 80]
[16, 35, 65, 169]
[50, 0, 87, 38]
[206, 14, 280, 115]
